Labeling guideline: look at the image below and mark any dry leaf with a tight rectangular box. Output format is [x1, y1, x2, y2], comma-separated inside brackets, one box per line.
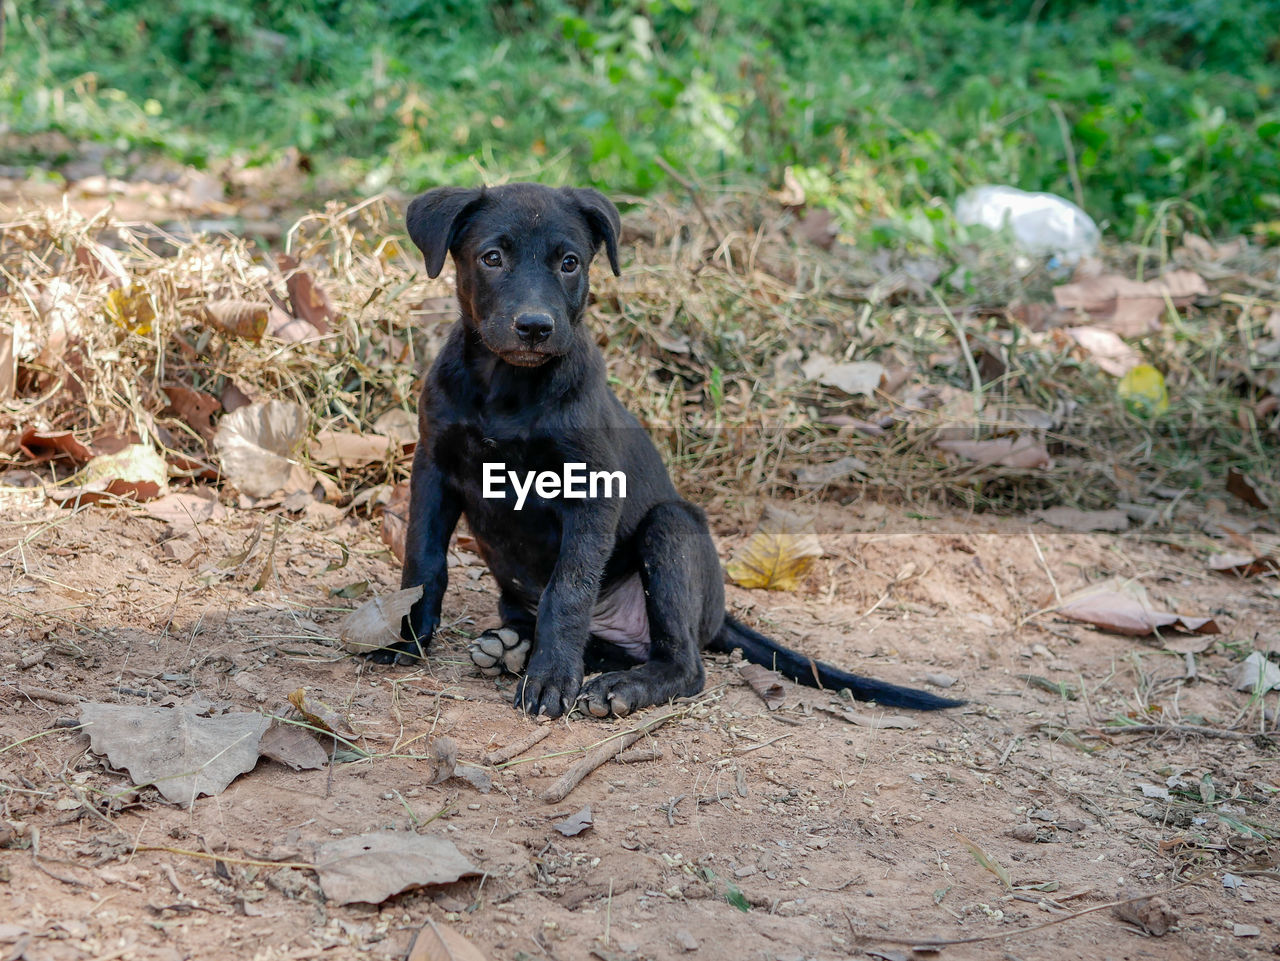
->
[287, 688, 359, 740]
[1034, 507, 1130, 532]
[1208, 551, 1279, 577]
[372, 408, 419, 445]
[1054, 270, 1207, 336]
[795, 455, 869, 488]
[553, 805, 594, 837]
[832, 709, 920, 729]
[79, 702, 269, 805]
[955, 830, 1011, 890]
[338, 585, 423, 654]
[259, 718, 329, 770]
[162, 384, 221, 439]
[1226, 469, 1272, 510]
[1055, 578, 1220, 636]
[313, 832, 480, 906]
[213, 399, 309, 498]
[277, 253, 336, 334]
[406, 919, 489, 961]
[935, 436, 1052, 469]
[1062, 325, 1141, 376]
[1230, 652, 1280, 693]
[739, 663, 786, 710]
[381, 482, 411, 564]
[1112, 897, 1176, 936]
[802, 356, 886, 397]
[266, 304, 316, 343]
[202, 299, 269, 342]
[428, 736, 459, 785]
[142, 488, 226, 532]
[310, 430, 396, 468]
[48, 444, 168, 505]
[18, 427, 94, 464]
[725, 505, 823, 590]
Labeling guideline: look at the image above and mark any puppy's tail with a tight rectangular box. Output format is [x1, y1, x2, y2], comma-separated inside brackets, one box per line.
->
[710, 615, 964, 711]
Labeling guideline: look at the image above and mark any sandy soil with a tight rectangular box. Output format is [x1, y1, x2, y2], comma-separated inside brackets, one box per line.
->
[1, 488, 1278, 961]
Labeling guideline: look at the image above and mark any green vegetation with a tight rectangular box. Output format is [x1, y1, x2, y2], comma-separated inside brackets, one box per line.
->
[3, 0, 1279, 239]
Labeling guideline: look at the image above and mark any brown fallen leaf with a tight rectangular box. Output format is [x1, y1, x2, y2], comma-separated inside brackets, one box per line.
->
[266, 304, 315, 343]
[553, 805, 594, 837]
[1226, 469, 1272, 510]
[202, 299, 269, 342]
[1034, 506, 1130, 532]
[47, 444, 168, 506]
[313, 831, 480, 906]
[142, 488, 226, 532]
[406, 918, 489, 961]
[18, 427, 94, 464]
[79, 702, 270, 806]
[287, 688, 359, 741]
[801, 356, 886, 396]
[1208, 551, 1279, 578]
[725, 505, 823, 591]
[1054, 270, 1207, 336]
[935, 436, 1052, 469]
[258, 718, 328, 771]
[338, 585, 423, 654]
[310, 430, 396, 468]
[162, 384, 221, 440]
[1112, 895, 1177, 936]
[1061, 325, 1141, 376]
[213, 399, 311, 498]
[1054, 578, 1220, 636]
[277, 254, 336, 334]
[428, 736, 459, 785]
[739, 663, 786, 710]
[381, 482, 411, 564]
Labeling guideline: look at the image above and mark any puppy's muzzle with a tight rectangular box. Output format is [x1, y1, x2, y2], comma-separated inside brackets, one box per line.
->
[514, 312, 555, 346]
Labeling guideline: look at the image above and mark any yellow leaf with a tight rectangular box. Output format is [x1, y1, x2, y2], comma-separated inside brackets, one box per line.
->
[104, 284, 156, 335]
[725, 505, 823, 591]
[1117, 364, 1169, 415]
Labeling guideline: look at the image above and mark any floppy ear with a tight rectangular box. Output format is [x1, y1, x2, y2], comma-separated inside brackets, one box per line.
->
[564, 187, 622, 276]
[405, 187, 485, 278]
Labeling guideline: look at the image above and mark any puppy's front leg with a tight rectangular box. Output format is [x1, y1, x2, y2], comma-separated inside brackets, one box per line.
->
[379, 444, 461, 663]
[515, 506, 618, 717]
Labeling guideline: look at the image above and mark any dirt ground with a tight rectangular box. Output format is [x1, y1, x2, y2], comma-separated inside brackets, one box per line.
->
[1, 486, 1278, 961]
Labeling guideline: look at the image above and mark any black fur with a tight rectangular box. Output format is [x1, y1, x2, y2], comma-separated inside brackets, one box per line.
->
[376, 182, 964, 718]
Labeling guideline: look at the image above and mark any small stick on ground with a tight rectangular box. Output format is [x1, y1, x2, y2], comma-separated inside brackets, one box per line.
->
[614, 744, 662, 764]
[1099, 724, 1255, 741]
[484, 726, 552, 766]
[540, 706, 683, 804]
[17, 686, 81, 706]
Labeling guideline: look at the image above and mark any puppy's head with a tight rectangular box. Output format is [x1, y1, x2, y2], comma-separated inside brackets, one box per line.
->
[406, 183, 621, 367]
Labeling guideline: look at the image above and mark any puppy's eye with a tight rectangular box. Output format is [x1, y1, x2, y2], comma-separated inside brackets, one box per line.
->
[560, 254, 580, 274]
[480, 250, 503, 268]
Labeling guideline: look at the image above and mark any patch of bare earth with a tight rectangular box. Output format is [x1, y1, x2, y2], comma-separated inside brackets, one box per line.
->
[1, 491, 1277, 961]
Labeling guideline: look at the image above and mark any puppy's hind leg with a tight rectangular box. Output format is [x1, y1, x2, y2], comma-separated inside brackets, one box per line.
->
[580, 502, 721, 717]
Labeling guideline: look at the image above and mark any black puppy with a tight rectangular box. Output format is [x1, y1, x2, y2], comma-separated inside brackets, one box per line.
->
[374, 182, 962, 718]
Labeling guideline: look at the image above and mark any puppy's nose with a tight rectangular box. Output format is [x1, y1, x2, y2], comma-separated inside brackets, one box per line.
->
[514, 313, 554, 345]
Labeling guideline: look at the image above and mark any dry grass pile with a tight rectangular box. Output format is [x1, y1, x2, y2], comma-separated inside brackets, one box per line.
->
[0, 192, 1276, 515]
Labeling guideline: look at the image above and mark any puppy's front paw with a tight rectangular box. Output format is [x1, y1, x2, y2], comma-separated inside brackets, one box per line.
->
[468, 627, 531, 677]
[512, 661, 582, 719]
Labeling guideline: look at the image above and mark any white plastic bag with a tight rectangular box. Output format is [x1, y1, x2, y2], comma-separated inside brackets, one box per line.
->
[956, 185, 1099, 264]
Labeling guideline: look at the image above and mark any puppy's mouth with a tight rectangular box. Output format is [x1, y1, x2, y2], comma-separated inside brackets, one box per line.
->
[499, 349, 554, 368]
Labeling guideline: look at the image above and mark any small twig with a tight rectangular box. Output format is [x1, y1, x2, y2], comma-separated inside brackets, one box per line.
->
[1049, 101, 1086, 212]
[539, 703, 689, 803]
[1099, 723, 1255, 741]
[1027, 532, 1061, 608]
[484, 725, 552, 766]
[614, 744, 662, 764]
[16, 686, 81, 706]
[732, 732, 793, 755]
[862, 881, 1201, 948]
[134, 845, 314, 872]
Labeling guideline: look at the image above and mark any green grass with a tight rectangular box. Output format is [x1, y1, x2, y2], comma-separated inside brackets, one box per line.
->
[3, 0, 1280, 240]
